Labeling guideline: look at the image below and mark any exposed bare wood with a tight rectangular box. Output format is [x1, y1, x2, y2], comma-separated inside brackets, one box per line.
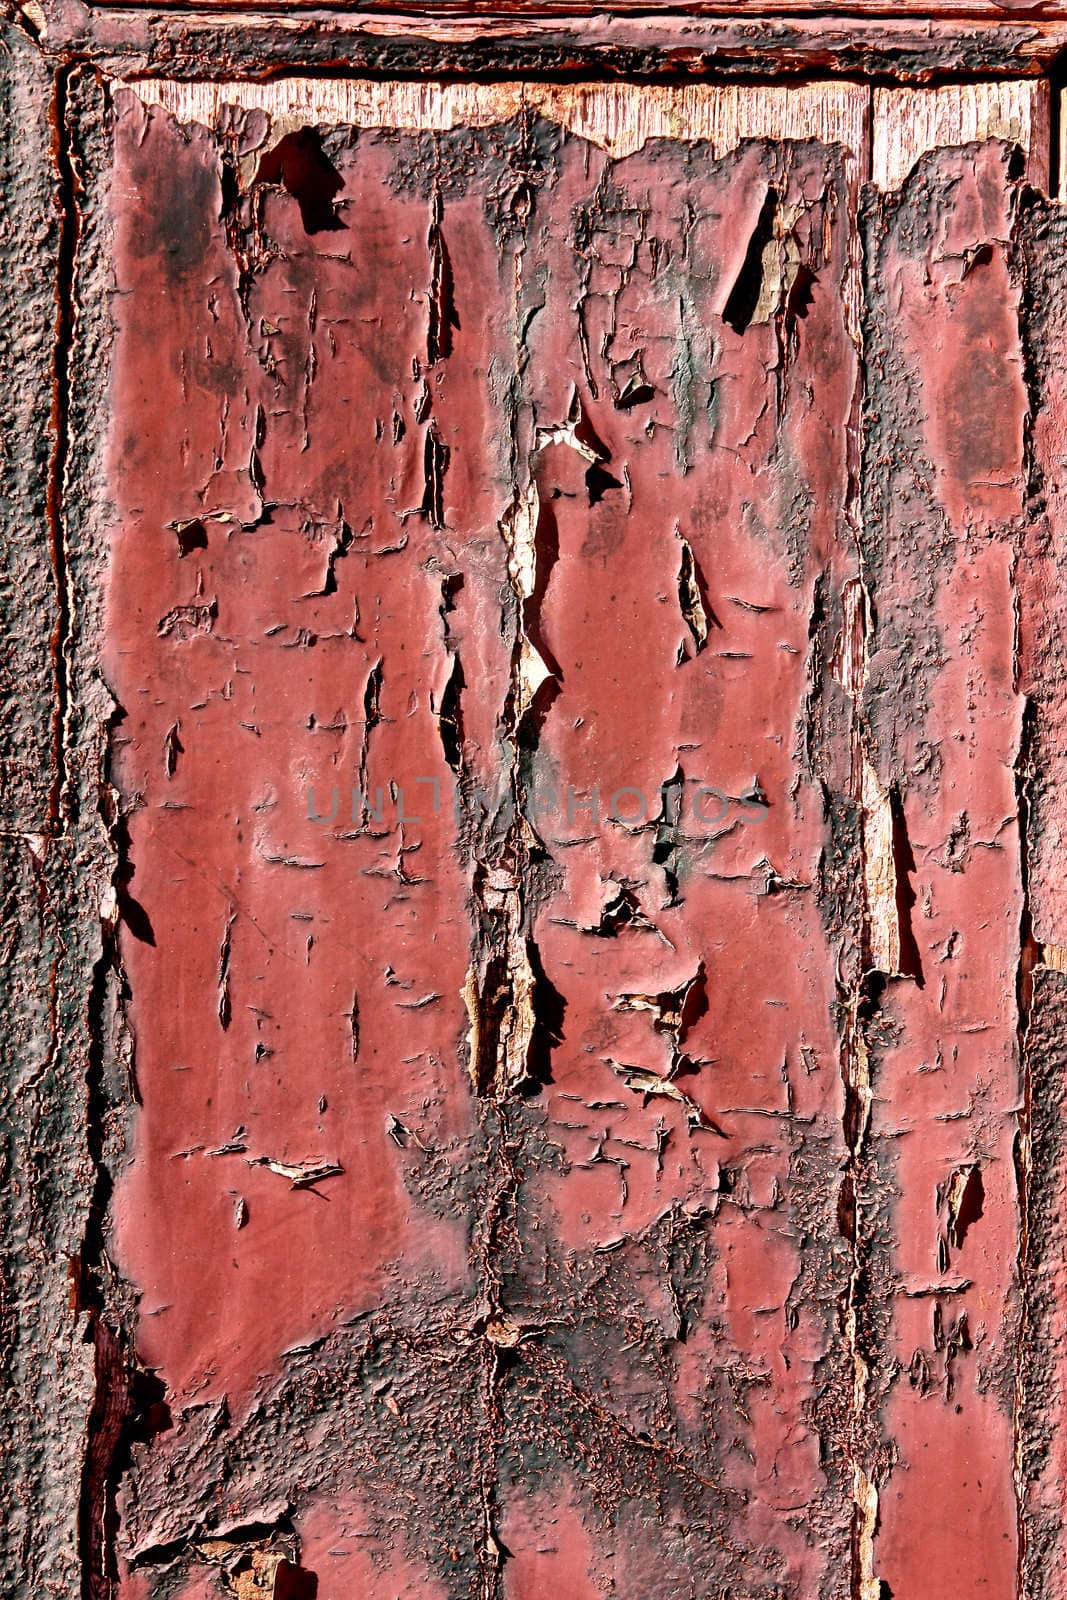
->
[126, 77, 872, 164]
[872, 79, 1050, 189]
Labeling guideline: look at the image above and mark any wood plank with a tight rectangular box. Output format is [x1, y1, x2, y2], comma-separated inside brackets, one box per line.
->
[1018, 967, 1067, 1599]
[31, 5, 1067, 82]
[859, 111, 1030, 1600]
[1013, 179, 1067, 1600]
[58, 0, 1067, 15]
[73, 79, 872, 1597]
[488, 87, 866, 1600]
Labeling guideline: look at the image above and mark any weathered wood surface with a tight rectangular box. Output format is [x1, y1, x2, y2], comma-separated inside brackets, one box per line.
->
[0, 30, 139, 1600]
[873, 80, 1050, 188]
[1012, 184, 1067, 1600]
[20, 3, 1067, 83]
[5, 48, 1067, 1600]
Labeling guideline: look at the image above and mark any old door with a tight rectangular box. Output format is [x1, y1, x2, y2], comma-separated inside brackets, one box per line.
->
[5, 8, 1067, 1599]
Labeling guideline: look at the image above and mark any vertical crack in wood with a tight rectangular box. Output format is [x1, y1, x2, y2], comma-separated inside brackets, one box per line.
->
[1011, 191, 1038, 1596]
[833, 557, 884, 1600]
[1009, 179, 1066, 1600]
[45, 61, 78, 834]
[1012, 696, 1036, 1600]
[833, 110, 888, 1597]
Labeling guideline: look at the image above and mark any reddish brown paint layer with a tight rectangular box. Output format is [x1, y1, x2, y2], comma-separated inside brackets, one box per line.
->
[99, 91, 866, 1596]
[495, 130, 860, 1597]
[860, 142, 1030, 1599]
[105, 106, 486, 1409]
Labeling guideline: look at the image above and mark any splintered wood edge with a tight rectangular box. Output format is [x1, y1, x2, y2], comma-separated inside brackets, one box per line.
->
[872, 81, 1050, 192]
[119, 79, 870, 165]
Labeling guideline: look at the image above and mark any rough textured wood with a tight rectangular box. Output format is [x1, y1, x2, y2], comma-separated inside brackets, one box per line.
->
[1012, 187, 1067, 1600]
[132, 75, 1051, 187]
[129, 77, 870, 160]
[873, 79, 1050, 187]
[0, 33, 63, 833]
[38, 0, 1067, 14]
[0, 37, 118, 1600]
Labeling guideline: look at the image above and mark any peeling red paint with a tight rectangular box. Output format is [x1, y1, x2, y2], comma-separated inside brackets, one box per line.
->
[105, 107, 482, 1408]
[17, 53, 1065, 1600]
[860, 143, 1028, 1600]
[96, 89, 868, 1594]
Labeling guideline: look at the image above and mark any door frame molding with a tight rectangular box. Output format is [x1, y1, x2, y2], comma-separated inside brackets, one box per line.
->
[19, 0, 1067, 85]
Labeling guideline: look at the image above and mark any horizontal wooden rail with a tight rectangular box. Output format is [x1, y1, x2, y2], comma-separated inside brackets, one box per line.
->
[22, 0, 1067, 81]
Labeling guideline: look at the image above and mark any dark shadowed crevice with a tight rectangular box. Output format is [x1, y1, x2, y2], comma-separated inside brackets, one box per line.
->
[889, 785, 923, 986]
[255, 128, 345, 235]
[438, 652, 465, 774]
[427, 186, 460, 364]
[676, 531, 719, 656]
[522, 939, 566, 1092]
[584, 459, 623, 505]
[722, 185, 778, 335]
[421, 423, 450, 529]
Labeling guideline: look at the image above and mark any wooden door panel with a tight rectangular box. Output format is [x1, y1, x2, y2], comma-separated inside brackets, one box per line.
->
[94, 81, 867, 1598]
[3, 35, 1066, 1600]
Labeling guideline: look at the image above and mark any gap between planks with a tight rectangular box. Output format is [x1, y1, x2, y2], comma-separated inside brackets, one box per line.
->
[121, 77, 1052, 191]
